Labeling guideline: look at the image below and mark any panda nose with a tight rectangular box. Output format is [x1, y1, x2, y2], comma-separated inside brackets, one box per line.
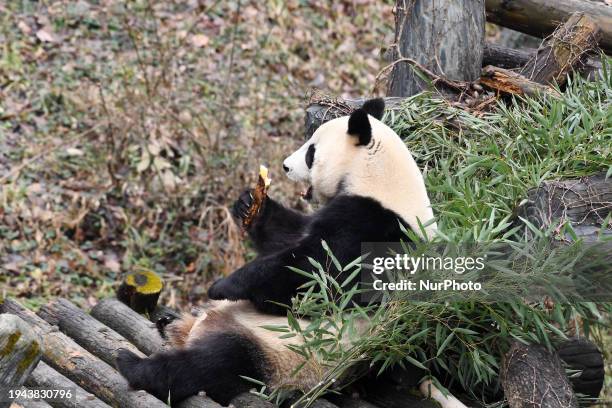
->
[282, 164, 289, 173]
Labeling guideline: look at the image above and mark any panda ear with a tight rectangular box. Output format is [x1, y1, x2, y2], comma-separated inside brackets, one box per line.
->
[361, 98, 385, 120]
[347, 108, 371, 146]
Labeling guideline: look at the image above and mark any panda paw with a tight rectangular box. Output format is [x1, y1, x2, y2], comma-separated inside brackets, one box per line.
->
[208, 277, 248, 301]
[231, 189, 254, 227]
[156, 315, 177, 339]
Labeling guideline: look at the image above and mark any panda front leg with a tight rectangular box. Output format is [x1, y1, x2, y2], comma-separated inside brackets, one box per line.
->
[208, 248, 311, 315]
[116, 331, 270, 406]
[232, 190, 310, 255]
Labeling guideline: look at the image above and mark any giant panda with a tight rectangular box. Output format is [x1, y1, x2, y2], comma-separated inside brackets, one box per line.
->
[114, 99, 464, 407]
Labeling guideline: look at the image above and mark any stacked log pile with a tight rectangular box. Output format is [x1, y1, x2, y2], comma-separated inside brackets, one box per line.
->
[0, 296, 221, 408]
[0, 296, 445, 408]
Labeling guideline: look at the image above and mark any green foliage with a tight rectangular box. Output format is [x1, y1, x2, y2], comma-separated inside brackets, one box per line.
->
[267, 68, 611, 406]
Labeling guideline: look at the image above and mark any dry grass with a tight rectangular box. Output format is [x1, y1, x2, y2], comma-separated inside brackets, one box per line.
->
[0, 0, 394, 309]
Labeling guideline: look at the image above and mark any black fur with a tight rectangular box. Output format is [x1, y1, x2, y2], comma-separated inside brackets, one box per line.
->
[361, 98, 385, 120]
[347, 109, 372, 146]
[156, 314, 177, 339]
[306, 144, 316, 169]
[233, 190, 309, 255]
[209, 194, 411, 315]
[116, 332, 270, 406]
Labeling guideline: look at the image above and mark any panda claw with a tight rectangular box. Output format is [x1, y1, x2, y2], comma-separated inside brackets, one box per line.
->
[156, 315, 177, 339]
[231, 189, 257, 227]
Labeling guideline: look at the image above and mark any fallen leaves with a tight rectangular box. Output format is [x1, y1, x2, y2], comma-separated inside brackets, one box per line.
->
[35, 28, 57, 43]
[190, 34, 210, 47]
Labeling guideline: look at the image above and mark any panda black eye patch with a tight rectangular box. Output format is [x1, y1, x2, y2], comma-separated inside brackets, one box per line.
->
[306, 144, 316, 169]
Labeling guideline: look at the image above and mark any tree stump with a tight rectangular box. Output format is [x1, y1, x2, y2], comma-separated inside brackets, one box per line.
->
[117, 271, 163, 314]
[501, 342, 577, 408]
[0, 314, 42, 408]
[387, 0, 485, 97]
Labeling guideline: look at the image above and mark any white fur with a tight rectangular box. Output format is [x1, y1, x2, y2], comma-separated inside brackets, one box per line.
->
[420, 380, 468, 408]
[283, 115, 437, 239]
[186, 300, 327, 390]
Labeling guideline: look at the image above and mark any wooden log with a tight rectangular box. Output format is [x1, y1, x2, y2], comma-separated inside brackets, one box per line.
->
[89, 299, 221, 408]
[519, 13, 601, 86]
[37, 299, 145, 367]
[501, 341, 577, 408]
[483, 43, 603, 79]
[229, 393, 276, 408]
[0, 314, 42, 408]
[0, 298, 168, 408]
[359, 380, 440, 408]
[480, 66, 561, 98]
[387, 0, 485, 97]
[9, 390, 54, 408]
[485, 0, 612, 55]
[304, 97, 404, 139]
[117, 270, 163, 314]
[178, 394, 222, 408]
[515, 173, 612, 242]
[90, 298, 163, 355]
[25, 361, 110, 408]
[333, 398, 380, 408]
[483, 43, 534, 69]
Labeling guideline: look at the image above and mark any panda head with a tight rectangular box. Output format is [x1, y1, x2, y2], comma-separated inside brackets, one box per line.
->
[283, 98, 437, 239]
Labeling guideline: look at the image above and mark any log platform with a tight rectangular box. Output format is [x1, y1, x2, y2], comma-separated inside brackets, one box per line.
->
[1, 297, 421, 408]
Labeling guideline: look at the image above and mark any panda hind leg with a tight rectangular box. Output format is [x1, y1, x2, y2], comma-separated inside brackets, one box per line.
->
[116, 331, 270, 406]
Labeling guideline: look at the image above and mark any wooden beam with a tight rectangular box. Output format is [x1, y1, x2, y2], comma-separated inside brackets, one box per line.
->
[387, 0, 485, 96]
[485, 0, 612, 55]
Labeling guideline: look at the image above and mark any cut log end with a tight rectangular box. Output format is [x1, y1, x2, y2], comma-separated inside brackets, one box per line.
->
[0, 314, 43, 405]
[117, 271, 163, 314]
[501, 341, 578, 408]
